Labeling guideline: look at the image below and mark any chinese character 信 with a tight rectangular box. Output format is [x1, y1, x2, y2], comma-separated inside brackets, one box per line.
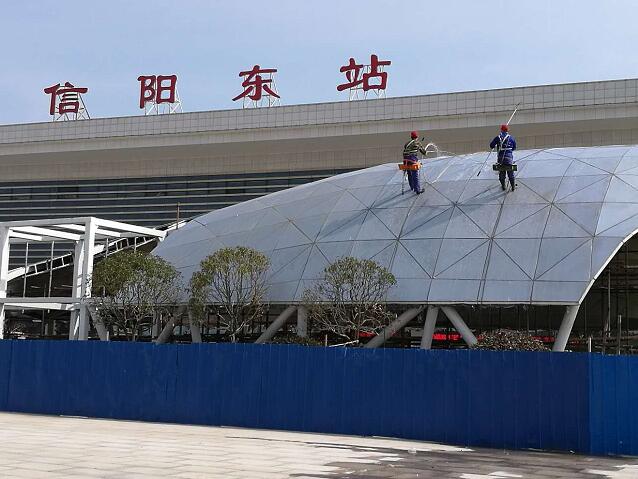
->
[43, 82, 89, 116]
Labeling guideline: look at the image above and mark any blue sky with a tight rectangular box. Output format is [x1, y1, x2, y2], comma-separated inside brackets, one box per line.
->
[1, 0, 637, 124]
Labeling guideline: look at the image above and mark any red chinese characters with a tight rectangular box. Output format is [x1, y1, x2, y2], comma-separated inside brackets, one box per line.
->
[232, 65, 280, 102]
[138, 75, 178, 109]
[43, 82, 88, 115]
[337, 54, 391, 92]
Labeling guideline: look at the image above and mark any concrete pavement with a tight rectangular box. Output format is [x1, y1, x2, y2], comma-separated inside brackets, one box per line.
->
[0, 412, 635, 478]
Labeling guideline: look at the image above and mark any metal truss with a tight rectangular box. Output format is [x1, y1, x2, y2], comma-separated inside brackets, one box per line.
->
[144, 89, 183, 115]
[0, 217, 166, 340]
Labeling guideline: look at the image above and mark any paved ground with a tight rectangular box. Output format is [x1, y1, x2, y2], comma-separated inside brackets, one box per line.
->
[0, 413, 636, 478]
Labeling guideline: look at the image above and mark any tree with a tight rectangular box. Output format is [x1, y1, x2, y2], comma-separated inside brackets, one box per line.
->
[302, 256, 397, 344]
[189, 246, 270, 343]
[91, 250, 182, 341]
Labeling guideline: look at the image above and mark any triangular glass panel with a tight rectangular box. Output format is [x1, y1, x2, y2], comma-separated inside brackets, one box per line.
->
[555, 175, 608, 201]
[398, 238, 442, 277]
[595, 203, 638, 235]
[496, 206, 550, 239]
[428, 279, 481, 303]
[554, 203, 602, 235]
[563, 160, 609, 177]
[348, 186, 384, 208]
[486, 242, 531, 280]
[429, 181, 467, 204]
[502, 181, 550, 205]
[351, 240, 396, 261]
[616, 174, 638, 195]
[535, 237, 589, 278]
[444, 207, 488, 239]
[412, 184, 454, 207]
[543, 206, 590, 238]
[436, 241, 489, 280]
[458, 180, 506, 205]
[269, 246, 312, 283]
[316, 241, 354, 263]
[391, 242, 430, 279]
[516, 177, 562, 202]
[591, 236, 623, 278]
[274, 190, 343, 219]
[495, 204, 547, 235]
[253, 207, 289, 229]
[459, 204, 501, 236]
[615, 155, 638, 173]
[331, 190, 370, 212]
[537, 240, 592, 282]
[617, 165, 638, 176]
[242, 223, 288, 252]
[482, 280, 533, 303]
[371, 208, 410, 238]
[356, 211, 395, 241]
[292, 214, 329, 242]
[350, 170, 393, 188]
[557, 176, 610, 203]
[275, 222, 315, 249]
[434, 239, 488, 276]
[268, 244, 312, 280]
[317, 211, 367, 242]
[572, 155, 623, 173]
[373, 184, 418, 209]
[369, 242, 397, 270]
[531, 281, 587, 304]
[494, 238, 541, 279]
[301, 245, 330, 280]
[402, 206, 454, 239]
[604, 177, 638, 203]
[596, 214, 638, 238]
[517, 160, 570, 179]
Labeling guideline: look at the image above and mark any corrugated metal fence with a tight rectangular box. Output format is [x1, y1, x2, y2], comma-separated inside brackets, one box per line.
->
[0, 341, 635, 456]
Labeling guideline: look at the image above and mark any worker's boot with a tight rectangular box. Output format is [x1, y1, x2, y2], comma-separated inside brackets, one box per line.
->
[500, 179, 506, 191]
[510, 180, 516, 192]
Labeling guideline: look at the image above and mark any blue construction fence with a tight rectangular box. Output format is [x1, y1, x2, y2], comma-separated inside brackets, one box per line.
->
[0, 340, 635, 456]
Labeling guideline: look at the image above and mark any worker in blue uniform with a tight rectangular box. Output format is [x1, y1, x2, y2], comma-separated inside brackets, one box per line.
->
[403, 131, 428, 194]
[490, 124, 517, 191]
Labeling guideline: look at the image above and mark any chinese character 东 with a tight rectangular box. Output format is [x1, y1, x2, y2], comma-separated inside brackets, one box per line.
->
[43, 82, 89, 116]
[337, 54, 391, 92]
[138, 75, 178, 109]
[232, 65, 280, 102]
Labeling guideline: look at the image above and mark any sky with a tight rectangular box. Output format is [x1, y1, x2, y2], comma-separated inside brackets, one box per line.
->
[1, 0, 638, 125]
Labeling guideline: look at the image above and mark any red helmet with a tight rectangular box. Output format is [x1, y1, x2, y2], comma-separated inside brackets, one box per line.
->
[500, 124, 509, 132]
[410, 131, 418, 139]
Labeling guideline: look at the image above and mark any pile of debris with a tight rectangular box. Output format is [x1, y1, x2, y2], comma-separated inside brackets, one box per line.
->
[472, 329, 549, 351]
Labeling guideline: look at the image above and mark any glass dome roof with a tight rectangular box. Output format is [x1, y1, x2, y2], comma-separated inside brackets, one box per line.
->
[154, 145, 638, 305]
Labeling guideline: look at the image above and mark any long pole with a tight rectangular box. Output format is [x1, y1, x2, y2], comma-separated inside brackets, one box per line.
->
[477, 103, 521, 177]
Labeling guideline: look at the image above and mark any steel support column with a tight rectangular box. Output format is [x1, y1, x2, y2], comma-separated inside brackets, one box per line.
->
[155, 305, 186, 344]
[77, 218, 97, 340]
[68, 239, 85, 340]
[364, 306, 424, 349]
[420, 306, 439, 349]
[0, 227, 9, 340]
[440, 306, 477, 346]
[552, 304, 580, 352]
[297, 305, 308, 338]
[254, 305, 297, 344]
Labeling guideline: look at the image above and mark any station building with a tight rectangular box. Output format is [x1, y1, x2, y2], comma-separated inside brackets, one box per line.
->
[1, 78, 638, 348]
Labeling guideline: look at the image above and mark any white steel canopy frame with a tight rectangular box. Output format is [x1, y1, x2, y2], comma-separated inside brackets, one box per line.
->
[0, 217, 165, 340]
